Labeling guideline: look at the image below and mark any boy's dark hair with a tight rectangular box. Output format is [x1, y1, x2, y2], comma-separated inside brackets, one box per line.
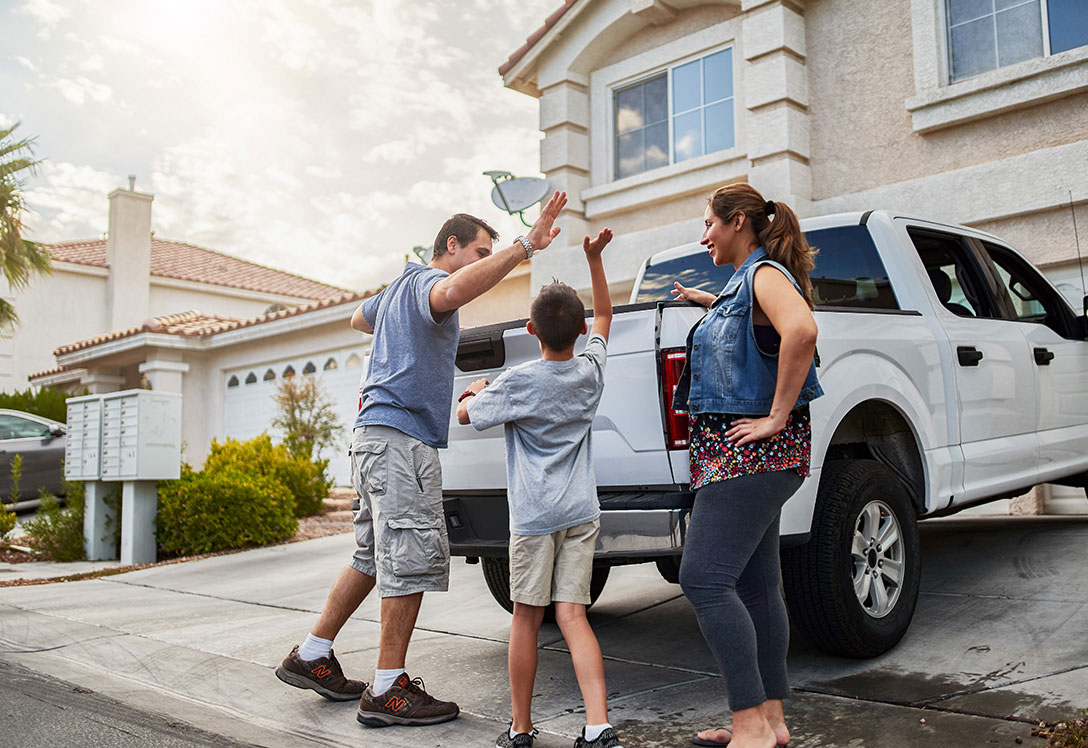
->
[530, 281, 585, 351]
[432, 213, 498, 257]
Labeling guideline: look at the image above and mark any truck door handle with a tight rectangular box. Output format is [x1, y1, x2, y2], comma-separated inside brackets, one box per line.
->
[1033, 347, 1055, 365]
[957, 346, 983, 367]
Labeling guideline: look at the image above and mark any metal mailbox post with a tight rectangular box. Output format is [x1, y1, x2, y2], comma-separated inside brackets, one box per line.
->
[65, 390, 182, 564]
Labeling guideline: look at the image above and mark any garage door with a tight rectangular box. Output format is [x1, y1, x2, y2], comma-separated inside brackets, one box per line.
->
[223, 350, 366, 486]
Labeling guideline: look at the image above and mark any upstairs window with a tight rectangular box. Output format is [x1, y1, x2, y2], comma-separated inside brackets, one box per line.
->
[614, 48, 734, 180]
[947, 0, 1088, 82]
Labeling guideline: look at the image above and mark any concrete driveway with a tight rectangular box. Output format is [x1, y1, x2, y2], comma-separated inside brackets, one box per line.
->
[1, 514, 1085, 747]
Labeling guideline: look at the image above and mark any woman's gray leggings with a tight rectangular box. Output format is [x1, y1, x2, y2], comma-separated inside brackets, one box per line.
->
[679, 470, 803, 711]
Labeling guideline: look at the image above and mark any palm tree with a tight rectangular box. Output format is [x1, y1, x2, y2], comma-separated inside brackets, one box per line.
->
[0, 122, 51, 331]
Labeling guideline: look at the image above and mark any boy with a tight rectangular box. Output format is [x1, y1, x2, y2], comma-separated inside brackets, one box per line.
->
[457, 228, 622, 748]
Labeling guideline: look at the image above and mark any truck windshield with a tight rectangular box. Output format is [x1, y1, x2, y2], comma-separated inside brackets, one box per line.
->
[635, 225, 899, 311]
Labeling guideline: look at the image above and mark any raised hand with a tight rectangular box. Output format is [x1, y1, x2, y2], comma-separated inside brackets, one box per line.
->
[583, 228, 613, 260]
[671, 281, 716, 308]
[525, 191, 568, 252]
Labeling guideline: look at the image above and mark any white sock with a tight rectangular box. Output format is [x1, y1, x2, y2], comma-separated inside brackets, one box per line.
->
[298, 634, 332, 661]
[584, 723, 611, 742]
[372, 667, 405, 695]
[510, 727, 519, 739]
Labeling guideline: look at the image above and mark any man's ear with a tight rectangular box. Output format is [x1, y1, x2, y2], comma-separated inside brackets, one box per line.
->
[447, 235, 460, 255]
[526, 321, 535, 336]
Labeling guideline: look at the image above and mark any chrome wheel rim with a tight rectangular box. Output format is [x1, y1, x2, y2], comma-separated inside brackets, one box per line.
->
[851, 500, 905, 619]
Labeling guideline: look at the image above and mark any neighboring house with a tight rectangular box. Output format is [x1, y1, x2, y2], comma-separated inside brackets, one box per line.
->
[499, 0, 1087, 512]
[23, 188, 378, 484]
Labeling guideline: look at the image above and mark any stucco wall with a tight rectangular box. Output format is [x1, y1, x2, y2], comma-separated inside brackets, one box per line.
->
[1, 268, 109, 392]
[597, 4, 739, 70]
[459, 265, 533, 327]
[150, 283, 305, 321]
[806, 0, 1088, 201]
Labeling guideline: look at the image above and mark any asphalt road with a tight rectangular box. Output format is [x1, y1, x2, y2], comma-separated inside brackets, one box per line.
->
[0, 659, 256, 748]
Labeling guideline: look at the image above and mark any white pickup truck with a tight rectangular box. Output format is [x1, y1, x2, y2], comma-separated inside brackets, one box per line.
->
[440, 210, 1088, 657]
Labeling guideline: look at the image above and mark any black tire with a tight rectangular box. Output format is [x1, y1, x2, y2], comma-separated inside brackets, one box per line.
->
[781, 459, 921, 658]
[655, 556, 682, 584]
[480, 557, 610, 621]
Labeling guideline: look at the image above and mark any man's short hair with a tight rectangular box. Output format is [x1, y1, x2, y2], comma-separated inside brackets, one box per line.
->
[432, 214, 498, 257]
[530, 281, 585, 351]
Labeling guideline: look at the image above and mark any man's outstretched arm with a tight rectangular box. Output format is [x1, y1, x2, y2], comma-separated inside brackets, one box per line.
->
[429, 192, 568, 316]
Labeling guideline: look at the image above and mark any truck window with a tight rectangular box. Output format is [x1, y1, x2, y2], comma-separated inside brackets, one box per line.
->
[980, 241, 1080, 339]
[635, 225, 899, 311]
[907, 229, 994, 318]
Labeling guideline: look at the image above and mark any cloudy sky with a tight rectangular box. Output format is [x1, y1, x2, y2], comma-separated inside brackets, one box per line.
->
[1, 0, 558, 292]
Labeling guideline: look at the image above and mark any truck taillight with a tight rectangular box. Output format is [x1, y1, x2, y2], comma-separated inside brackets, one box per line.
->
[660, 348, 689, 449]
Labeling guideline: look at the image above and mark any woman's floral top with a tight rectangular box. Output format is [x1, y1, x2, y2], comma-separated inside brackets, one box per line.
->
[688, 406, 812, 490]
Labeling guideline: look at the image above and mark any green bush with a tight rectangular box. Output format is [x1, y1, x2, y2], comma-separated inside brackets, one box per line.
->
[0, 385, 86, 423]
[156, 467, 297, 557]
[0, 501, 15, 541]
[22, 486, 86, 562]
[204, 434, 330, 517]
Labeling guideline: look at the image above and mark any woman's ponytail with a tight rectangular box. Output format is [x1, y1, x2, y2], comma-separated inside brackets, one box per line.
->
[708, 184, 818, 307]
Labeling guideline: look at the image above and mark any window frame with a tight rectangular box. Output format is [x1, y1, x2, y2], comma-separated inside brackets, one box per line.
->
[610, 43, 737, 181]
[906, 0, 1088, 132]
[944, 0, 1064, 83]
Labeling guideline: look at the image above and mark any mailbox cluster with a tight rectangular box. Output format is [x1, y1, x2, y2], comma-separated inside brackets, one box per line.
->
[65, 390, 182, 482]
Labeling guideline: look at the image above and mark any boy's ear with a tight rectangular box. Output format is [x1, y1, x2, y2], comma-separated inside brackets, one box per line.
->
[581, 321, 588, 335]
[526, 320, 535, 336]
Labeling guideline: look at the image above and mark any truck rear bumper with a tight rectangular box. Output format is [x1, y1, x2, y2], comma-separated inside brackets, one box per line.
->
[443, 492, 692, 560]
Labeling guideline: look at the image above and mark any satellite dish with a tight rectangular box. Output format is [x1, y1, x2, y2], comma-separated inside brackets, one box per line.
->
[484, 171, 551, 227]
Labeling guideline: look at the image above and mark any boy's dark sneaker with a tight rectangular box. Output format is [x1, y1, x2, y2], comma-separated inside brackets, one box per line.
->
[275, 645, 367, 701]
[496, 724, 538, 747]
[574, 727, 624, 748]
[356, 673, 459, 727]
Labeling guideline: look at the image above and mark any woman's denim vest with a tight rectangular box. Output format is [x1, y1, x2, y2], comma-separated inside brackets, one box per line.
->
[672, 248, 823, 416]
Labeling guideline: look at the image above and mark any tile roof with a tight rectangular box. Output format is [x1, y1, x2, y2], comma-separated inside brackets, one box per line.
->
[51, 290, 377, 358]
[48, 238, 353, 300]
[499, 0, 578, 77]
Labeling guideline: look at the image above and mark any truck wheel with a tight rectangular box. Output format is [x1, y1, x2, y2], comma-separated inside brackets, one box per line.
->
[781, 459, 920, 658]
[480, 557, 610, 619]
[655, 556, 682, 584]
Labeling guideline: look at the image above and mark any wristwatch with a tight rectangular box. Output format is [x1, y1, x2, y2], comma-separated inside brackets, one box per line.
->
[515, 235, 534, 260]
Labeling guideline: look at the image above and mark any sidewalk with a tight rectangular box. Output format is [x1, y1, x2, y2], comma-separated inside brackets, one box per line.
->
[2, 516, 1086, 747]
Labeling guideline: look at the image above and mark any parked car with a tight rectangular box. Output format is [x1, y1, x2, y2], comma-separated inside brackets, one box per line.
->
[441, 209, 1088, 658]
[0, 409, 67, 510]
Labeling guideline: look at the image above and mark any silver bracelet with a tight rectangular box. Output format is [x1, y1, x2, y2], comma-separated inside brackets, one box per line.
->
[515, 235, 534, 260]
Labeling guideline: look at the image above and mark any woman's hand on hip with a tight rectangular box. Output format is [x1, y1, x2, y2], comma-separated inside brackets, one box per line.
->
[727, 415, 787, 446]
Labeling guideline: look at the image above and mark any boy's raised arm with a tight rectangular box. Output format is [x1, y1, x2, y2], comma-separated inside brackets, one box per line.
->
[583, 228, 613, 341]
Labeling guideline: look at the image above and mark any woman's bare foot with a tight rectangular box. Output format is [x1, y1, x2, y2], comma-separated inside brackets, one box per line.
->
[695, 700, 790, 746]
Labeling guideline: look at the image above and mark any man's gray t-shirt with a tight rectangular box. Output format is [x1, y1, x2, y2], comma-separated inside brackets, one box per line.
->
[466, 334, 607, 535]
[354, 263, 459, 448]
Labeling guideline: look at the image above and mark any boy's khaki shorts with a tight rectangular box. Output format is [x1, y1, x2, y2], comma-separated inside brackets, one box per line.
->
[509, 520, 600, 607]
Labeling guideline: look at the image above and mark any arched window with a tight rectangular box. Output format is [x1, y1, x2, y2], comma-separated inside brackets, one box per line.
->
[345, 353, 362, 368]
[263, 369, 275, 381]
[227, 375, 240, 388]
[303, 361, 317, 375]
[244, 372, 257, 385]
[283, 365, 296, 378]
[323, 357, 338, 371]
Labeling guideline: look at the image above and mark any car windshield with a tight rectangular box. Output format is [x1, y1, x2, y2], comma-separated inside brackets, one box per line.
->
[635, 225, 899, 311]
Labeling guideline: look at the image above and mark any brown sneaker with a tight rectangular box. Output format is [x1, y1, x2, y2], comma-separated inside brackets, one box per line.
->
[356, 672, 460, 727]
[275, 645, 367, 701]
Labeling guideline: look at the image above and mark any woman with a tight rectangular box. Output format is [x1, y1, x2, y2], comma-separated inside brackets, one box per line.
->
[672, 183, 822, 748]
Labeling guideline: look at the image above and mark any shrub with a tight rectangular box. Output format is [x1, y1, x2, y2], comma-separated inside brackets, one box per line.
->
[0, 385, 86, 424]
[156, 467, 297, 557]
[0, 500, 14, 541]
[22, 486, 86, 562]
[272, 375, 342, 461]
[204, 434, 330, 517]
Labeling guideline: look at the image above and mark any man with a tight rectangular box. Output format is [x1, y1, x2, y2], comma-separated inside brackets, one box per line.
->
[276, 191, 568, 729]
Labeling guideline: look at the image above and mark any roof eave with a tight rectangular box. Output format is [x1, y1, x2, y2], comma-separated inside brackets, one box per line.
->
[500, 0, 587, 98]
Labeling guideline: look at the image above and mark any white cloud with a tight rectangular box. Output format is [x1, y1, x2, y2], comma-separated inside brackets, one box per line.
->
[46, 75, 112, 106]
[23, 161, 121, 240]
[15, 0, 70, 31]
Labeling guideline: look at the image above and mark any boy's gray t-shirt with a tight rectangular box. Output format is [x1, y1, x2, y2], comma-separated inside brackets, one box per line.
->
[354, 263, 459, 448]
[466, 334, 607, 535]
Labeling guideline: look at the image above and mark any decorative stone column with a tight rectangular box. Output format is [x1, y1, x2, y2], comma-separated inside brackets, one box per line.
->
[137, 357, 189, 393]
[741, 0, 812, 216]
[539, 76, 593, 243]
[80, 370, 126, 394]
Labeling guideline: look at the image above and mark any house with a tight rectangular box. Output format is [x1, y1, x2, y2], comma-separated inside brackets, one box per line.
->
[498, 0, 1088, 512]
[22, 188, 382, 483]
